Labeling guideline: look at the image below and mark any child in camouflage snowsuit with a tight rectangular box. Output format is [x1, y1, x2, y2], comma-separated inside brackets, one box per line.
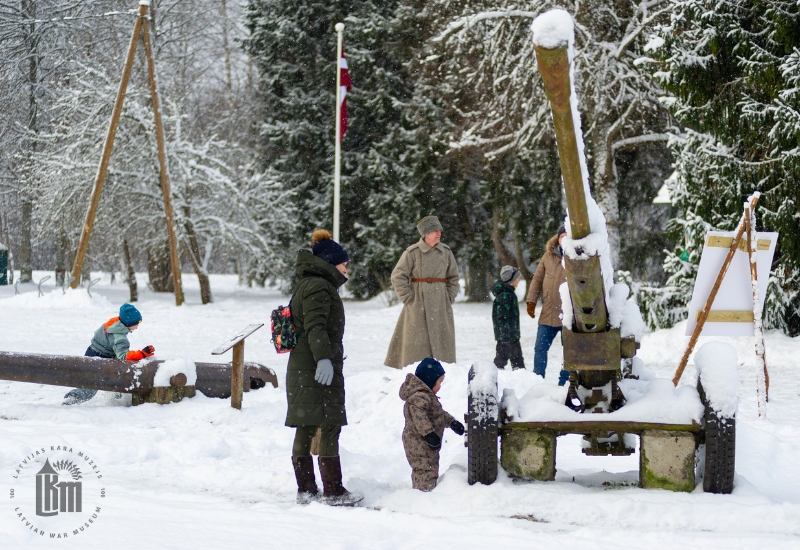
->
[399, 358, 464, 491]
[492, 266, 525, 370]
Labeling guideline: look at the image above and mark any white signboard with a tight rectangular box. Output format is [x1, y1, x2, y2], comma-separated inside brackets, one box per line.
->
[685, 231, 778, 337]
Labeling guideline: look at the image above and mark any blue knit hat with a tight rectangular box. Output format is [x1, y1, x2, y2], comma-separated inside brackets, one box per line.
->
[311, 229, 349, 266]
[415, 357, 445, 390]
[119, 303, 142, 327]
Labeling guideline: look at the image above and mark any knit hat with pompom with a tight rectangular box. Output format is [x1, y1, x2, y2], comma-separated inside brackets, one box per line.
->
[311, 229, 349, 266]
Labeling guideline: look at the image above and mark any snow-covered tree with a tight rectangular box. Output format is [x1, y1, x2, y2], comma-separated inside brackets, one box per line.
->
[421, 0, 673, 276]
[651, 0, 800, 335]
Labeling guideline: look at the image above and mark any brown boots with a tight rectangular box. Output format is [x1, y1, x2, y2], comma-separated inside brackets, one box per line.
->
[292, 455, 319, 504]
[318, 455, 363, 507]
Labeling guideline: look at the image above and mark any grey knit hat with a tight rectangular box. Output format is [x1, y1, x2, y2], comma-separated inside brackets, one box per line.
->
[417, 215, 443, 237]
[501, 265, 521, 283]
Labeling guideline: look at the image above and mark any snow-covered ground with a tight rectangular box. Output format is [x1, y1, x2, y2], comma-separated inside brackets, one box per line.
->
[1, 272, 799, 548]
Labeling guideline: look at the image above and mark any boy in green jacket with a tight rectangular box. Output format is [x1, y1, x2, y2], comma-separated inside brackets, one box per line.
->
[492, 266, 525, 370]
[62, 303, 155, 405]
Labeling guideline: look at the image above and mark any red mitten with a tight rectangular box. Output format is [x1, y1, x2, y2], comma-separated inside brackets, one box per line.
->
[125, 350, 145, 361]
[526, 302, 536, 319]
[142, 345, 155, 357]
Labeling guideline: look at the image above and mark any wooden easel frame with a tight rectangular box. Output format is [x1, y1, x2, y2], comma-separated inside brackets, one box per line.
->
[672, 193, 770, 415]
[69, 0, 184, 306]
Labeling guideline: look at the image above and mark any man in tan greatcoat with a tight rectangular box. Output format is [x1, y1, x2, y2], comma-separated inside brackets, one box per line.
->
[526, 226, 569, 385]
[385, 216, 460, 369]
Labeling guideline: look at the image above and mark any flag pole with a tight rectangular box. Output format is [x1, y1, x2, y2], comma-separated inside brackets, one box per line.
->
[333, 23, 344, 243]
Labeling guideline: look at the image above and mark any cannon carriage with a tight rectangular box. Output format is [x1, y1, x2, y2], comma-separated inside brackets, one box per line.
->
[465, 10, 736, 494]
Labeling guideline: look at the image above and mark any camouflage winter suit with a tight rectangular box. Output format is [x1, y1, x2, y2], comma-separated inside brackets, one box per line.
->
[399, 373, 455, 491]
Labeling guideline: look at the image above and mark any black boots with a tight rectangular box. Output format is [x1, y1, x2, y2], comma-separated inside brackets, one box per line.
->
[292, 455, 319, 504]
[318, 455, 363, 507]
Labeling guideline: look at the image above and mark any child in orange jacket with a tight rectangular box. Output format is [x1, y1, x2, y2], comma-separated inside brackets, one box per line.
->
[63, 304, 155, 405]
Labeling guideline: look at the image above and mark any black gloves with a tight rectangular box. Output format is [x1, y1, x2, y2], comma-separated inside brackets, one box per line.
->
[423, 433, 441, 450]
[450, 419, 465, 435]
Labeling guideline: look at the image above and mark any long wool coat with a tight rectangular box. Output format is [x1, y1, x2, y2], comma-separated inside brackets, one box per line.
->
[384, 239, 460, 369]
[526, 234, 567, 327]
[285, 250, 348, 427]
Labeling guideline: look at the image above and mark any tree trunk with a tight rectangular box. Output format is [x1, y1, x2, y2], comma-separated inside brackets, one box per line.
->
[18, 196, 33, 283]
[593, 125, 620, 270]
[466, 251, 490, 302]
[122, 238, 138, 302]
[182, 206, 212, 304]
[491, 209, 517, 268]
[19, 0, 39, 285]
[55, 232, 69, 286]
[147, 242, 173, 292]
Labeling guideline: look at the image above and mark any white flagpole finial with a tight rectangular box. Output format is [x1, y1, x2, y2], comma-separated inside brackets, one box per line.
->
[335, 23, 344, 32]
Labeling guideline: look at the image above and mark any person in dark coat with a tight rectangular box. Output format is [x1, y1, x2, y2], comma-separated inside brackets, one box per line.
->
[399, 358, 464, 491]
[492, 266, 525, 370]
[526, 226, 570, 385]
[286, 229, 361, 506]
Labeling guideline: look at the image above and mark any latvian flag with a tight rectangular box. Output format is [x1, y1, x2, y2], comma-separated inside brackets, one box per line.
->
[339, 48, 352, 140]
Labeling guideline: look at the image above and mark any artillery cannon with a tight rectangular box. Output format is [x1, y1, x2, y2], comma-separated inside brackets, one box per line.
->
[0, 351, 278, 405]
[465, 9, 736, 494]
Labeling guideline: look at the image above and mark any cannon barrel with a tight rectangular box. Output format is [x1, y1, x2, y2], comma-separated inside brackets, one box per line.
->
[533, 44, 590, 241]
[0, 351, 278, 398]
[534, 40, 609, 335]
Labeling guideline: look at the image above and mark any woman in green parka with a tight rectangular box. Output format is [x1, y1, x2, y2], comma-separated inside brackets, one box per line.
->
[287, 229, 362, 507]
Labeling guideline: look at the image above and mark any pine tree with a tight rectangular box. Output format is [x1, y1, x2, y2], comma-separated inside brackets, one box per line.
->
[652, 0, 800, 335]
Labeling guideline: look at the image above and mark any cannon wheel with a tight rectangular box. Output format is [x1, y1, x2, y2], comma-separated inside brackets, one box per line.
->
[703, 406, 736, 494]
[467, 366, 498, 485]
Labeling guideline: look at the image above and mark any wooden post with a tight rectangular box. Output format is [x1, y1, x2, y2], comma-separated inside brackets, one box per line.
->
[230, 341, 244, 410]
[211, 324, 264, 410]
[141, 3, 184, 306]
[672, 195, 760, 386]
[70, 3, 146, 288]
[745, 206, 769, 412]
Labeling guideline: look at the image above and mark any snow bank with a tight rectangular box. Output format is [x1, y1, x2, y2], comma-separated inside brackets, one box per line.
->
[154, 358, 198, 387]
[695, 342, 739, 418]
[1, 287, 112, 310]
[508, 375, 703, 425]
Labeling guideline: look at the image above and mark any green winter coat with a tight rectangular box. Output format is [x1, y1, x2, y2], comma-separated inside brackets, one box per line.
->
[492, 281, 520, 341]
[89, 317, 133, 360]
[285, 250, 348, 427]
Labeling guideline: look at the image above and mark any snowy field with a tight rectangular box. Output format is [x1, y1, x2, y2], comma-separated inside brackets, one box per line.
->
[1, 272, 799, 549]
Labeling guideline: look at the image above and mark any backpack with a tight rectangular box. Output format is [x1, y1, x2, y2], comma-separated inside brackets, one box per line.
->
[270, 299, 299, 353]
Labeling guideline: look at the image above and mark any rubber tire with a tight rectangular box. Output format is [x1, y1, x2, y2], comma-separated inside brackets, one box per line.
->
[703, 406, 736, 494]
[467, 366, 498, 485]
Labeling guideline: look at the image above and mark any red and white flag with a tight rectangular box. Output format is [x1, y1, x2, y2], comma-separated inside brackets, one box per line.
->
[339, 48, 352, 141]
